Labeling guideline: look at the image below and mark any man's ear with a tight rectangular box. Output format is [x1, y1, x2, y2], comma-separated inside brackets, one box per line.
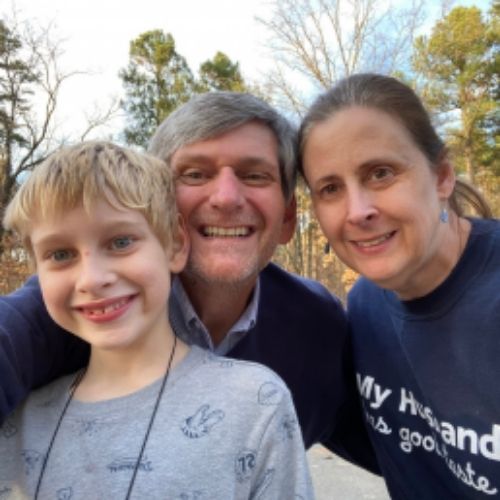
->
[279, 195, 297, 245]
[435, 155, 456, 200]
[169, 216, 190, 274]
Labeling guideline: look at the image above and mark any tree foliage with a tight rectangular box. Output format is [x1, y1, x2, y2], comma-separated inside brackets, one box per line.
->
[257, 0, 426, 115]
[198, 51, 246, 92]
[0, 14, 119, 257]
[413, 4, 499, 184]
[119, 30, 195, 148]
[119, 31, 247, 148]
[0, 16, 78, 254]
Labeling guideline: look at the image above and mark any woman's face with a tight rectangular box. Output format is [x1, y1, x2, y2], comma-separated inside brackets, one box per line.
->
[302, 106, 455, 299]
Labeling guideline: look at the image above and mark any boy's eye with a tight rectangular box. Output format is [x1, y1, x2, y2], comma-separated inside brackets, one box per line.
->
[110, 236, 134, 250]
[50, 249, 74, 262]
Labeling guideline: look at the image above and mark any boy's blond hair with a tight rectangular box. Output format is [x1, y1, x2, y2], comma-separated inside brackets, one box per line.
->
[3, 141, 179, 254]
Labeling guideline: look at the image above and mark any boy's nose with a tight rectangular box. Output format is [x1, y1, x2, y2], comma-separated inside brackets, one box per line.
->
[76, 253, 114, 293]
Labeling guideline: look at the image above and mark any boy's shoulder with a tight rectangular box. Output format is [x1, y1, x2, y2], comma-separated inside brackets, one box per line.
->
[189, 346, 292, 401]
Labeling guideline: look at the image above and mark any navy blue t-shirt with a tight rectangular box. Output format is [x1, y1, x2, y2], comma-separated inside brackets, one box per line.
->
[348, 218, 500, 499]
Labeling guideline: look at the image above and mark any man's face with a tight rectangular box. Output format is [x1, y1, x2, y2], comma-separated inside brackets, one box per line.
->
[171, 121, 296, 288]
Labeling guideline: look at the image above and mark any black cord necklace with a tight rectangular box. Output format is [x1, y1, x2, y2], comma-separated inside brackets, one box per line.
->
[34, 336, 178, 500]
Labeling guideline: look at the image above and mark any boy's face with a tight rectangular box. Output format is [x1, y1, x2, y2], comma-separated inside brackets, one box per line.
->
[30, 198, 187, 352]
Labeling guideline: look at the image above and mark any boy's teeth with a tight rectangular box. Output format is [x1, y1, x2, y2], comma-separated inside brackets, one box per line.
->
[203, 226, 249, 237]
[357, 233, 391, 248]
[88, 298, 128, 316]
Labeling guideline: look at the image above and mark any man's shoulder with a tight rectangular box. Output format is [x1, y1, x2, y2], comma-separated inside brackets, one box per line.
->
[257, 263, 346, 328]
[0, 275, 46, 327]
[260, 262, 341, 305]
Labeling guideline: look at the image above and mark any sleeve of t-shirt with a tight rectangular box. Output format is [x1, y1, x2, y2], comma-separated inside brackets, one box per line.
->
[0, 275, 88, 422]
[251, 385, 315, 499]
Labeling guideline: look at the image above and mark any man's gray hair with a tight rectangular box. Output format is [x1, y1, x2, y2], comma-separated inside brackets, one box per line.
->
[147, 92, 298, 201]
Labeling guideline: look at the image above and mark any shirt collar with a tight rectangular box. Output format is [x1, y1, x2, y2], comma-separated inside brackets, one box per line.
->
[169, 275, 260, 355]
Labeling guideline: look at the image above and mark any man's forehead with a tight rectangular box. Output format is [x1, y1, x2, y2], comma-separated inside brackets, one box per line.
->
[171, 123, 279, 164]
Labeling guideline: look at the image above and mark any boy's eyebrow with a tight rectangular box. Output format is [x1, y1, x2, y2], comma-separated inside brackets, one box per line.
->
[31, 219, 143, 247]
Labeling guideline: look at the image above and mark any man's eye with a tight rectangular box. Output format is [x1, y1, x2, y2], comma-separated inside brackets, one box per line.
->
[178, 169, 207, 184]
[110, 236, 134, 251]
[242, 172, 272, 184]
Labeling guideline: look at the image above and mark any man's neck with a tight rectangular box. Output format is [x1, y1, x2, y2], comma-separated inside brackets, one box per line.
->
[180, 273, 257, 348]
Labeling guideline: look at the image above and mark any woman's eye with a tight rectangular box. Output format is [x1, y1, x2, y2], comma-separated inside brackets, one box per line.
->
[110, 236, 134, 250]
[319, 183, 340, 197]
[371, 166, 394, 181]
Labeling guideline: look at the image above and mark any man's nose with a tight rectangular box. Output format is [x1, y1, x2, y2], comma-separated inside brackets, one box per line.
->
[209, 167, 244, 210]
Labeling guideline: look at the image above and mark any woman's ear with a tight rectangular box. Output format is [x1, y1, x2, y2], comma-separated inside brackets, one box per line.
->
[168, 215, 189, 274]
[435, 155, 456, 200]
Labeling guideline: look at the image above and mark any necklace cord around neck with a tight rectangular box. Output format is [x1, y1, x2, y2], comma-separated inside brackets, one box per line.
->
[34, 335, 178, 500]
[125, 335, 177, 499]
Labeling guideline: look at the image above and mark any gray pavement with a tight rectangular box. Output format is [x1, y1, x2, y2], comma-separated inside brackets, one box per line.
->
[307, 445, 390, 499]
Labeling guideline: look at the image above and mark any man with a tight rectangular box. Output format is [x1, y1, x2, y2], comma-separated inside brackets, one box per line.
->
[0, 92, 377, 470]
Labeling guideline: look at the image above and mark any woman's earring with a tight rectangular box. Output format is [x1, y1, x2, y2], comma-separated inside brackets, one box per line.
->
[440, 207, 449, 223]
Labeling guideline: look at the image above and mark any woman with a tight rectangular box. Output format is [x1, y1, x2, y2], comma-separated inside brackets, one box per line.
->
[300, 73, 499, 499]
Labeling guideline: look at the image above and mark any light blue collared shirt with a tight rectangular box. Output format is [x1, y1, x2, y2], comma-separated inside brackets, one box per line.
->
[168, 276, 259, 355]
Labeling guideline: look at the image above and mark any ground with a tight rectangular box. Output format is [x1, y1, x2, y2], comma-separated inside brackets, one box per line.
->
[307, 445, 390, 499]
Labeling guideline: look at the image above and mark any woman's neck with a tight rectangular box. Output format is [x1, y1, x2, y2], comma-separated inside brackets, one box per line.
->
[396, 215, 471, 301]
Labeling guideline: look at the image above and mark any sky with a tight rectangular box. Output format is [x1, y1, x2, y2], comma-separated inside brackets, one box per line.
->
[1, 0, 271, 139]
[0, 0, 492, 141]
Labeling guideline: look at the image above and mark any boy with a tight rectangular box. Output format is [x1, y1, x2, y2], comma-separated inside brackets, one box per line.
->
[0, 142, 314, 499]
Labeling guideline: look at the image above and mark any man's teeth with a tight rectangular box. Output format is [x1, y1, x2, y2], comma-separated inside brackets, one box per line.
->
[87, 298, 129, 316]
[203, 226, 250, 237]
[356, 233, 392, 248]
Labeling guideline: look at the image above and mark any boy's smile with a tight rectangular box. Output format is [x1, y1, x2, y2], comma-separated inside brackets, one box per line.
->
[31, 198, 186, 354]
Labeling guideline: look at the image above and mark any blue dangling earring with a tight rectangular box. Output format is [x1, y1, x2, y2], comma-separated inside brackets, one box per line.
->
[440, 207, 449, 223]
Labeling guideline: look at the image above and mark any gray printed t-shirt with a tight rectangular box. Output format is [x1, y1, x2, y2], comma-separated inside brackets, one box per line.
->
[0, 346, 314, 499]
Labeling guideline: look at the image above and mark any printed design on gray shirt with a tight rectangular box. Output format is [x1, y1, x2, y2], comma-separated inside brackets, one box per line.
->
[178, 491, 204, 499]
[203, 352, 234, 368]
[235, 449, 257, 483]
[21, 450, 42, 475]
[181, 404, 225, 439]
[0, 419, 17, 439]
[107, 455, 153, 473]
[0, 486, 12, 499]
[258, 382, 282, 406]
[76, 418, 99, 436]
[56, 486, 73, 499]
[255, 468, 275, 497]
[279, 414, 298, 441]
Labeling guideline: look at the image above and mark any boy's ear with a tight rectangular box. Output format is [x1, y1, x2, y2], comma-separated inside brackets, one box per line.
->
[168, 215, 189, 274]
[278, 194, 297, 245]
